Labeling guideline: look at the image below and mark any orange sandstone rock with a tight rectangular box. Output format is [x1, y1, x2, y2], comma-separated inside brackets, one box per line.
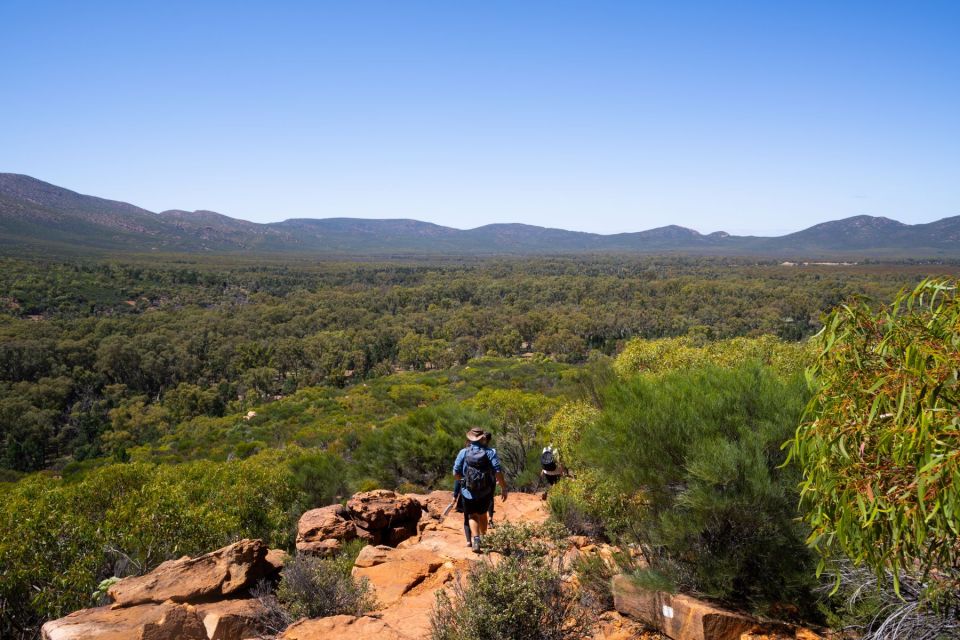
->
[108, 539, 274, 607]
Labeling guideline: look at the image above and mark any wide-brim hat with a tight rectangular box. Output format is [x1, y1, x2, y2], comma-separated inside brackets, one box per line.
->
[466, 427, 486, 442]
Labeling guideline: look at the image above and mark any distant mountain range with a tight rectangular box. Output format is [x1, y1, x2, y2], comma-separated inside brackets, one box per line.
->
[1, 173, 958, 258]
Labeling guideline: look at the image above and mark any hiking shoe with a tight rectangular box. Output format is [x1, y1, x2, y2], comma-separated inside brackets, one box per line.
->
[472, 535, 482, 554]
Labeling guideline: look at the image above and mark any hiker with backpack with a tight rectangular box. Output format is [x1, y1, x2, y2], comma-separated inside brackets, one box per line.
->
[453, 427, 508, 553]
[540, 444, 568, 488]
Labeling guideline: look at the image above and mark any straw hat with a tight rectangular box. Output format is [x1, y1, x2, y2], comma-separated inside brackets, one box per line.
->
[466, 427, 486, 442]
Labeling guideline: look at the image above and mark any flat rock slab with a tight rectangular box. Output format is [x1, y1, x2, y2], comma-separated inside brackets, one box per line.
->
[278, 615, 408, 640]
[41, 598, 268, 640]
[353, 554, 445, 605]
[108, 539, 273, 607]
[612, 575, 755, 640]
[41, 602, 208, 640]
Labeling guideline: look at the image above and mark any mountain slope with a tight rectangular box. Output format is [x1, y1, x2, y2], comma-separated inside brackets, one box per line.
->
[1, 173, 958, 257]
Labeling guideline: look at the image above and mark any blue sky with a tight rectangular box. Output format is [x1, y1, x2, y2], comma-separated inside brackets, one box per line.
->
[1, 1, 957, 235]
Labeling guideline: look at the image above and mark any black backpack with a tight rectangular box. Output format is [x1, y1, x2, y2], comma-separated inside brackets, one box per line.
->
[541, 447, 557, 472]
[463, 447, 495, 498]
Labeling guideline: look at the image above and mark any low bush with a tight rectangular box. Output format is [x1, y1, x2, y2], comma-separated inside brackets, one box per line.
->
[274, 552, 376, 620]
[546, 472, 642, 540]
[432, 556, 592, 640]
[480, 520, 568, 559]
[432, 520, 594, 640]
[547, 491, 603, 538]
[571, 553, 621, 612]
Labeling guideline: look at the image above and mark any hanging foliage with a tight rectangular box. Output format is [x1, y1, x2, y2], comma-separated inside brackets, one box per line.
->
[789, 279, 960, 596]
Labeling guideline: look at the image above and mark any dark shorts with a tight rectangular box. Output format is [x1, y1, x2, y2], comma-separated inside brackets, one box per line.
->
[461, 493, 493, 515]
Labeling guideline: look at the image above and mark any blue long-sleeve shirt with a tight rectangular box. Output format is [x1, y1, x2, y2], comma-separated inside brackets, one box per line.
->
[453, 444, 502, 500]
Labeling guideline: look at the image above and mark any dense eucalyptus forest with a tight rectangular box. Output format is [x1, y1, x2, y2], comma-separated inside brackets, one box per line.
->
[2, 254, 952, 475]
[2, 254, 959, 638]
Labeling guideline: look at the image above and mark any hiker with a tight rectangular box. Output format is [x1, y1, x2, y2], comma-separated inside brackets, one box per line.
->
[453, 427, 508, 553]
[539, 444, 568, 487]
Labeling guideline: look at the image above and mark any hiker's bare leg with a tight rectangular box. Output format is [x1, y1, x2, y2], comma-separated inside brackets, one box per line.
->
[468, 514, 481, 538]
[475, 512, 489, 536]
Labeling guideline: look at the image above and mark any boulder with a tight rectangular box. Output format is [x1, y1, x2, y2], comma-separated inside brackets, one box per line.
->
[347, 490, 422, 531]
[265, 548, 289, 573]
[612, 574, 754, 640]
[108, 539, 274, 607]
[297, 493, 423, 554]
[139, 605, 209, 640]
[277, 615, 406, 640]
[41, 602, 207, 640]
[353, 544, 395, 568]
[386, 523, 419, 546]
[296, 504, 358, 555]
[195, 598, 270, 640]
[408, 490, 456, 520]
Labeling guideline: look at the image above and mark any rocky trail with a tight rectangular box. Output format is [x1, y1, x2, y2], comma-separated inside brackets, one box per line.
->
[42, 490, 823, 640]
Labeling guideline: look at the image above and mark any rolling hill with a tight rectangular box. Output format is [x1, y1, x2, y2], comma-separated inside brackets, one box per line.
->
[1, 173, 958, 258]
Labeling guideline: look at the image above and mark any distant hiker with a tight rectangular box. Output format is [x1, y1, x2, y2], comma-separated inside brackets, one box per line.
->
[453, 427, 508, 553]
[540, 444, 568, 487]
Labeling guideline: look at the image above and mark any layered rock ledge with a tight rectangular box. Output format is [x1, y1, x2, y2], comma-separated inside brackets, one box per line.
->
[42, 489, 825, 640]
[41, 539, 283, 640]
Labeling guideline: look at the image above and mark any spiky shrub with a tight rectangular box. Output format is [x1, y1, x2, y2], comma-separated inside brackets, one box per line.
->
[546, 471, 644, 540]
[480, 520, 569, 560]
[579, 362, 817, 613]
[431, 522, 593, 640]
[788, 279, 960, 604]
[275, 552, 376, 620]
[431, 558, 593, 640]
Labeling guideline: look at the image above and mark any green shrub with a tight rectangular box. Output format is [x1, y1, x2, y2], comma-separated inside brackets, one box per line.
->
[546, 472, 641, 540]
[432, 519, 594, 640]
[353, 403, 492, 489]
[579, 363, 817, 613]
[275, 553, 376, 620]
[432, 556, 593, 640]
[547, 491, 603, 538]
[541, 401, 600, 473]
[480, 520, 568, 559]
[571, 552, 624, 612]
[0, 449, 333, 639]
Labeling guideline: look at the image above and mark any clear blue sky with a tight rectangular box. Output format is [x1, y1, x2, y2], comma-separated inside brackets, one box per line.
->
[1, 1, 957, 235]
